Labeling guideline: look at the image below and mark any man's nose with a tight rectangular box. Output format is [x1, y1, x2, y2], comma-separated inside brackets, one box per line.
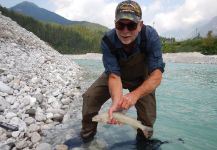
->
[122, 26, 129, 32]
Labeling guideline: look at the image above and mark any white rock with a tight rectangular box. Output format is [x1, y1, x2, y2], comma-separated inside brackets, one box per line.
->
[47, 96, 56, 104]
[22, 96, 31, 106]
[24, 117, 35, 125]
[20, 85, 30, 93]
[36, 143, 52, 150]
[0, 96, 10, 109]
[11, 101, 19, 109]
[51, 101, 61, 109]
[0, 81, 13, 94]
[0, 133, 7, 141]
[9, 117, 27, 131]
[46, 108, 65, 115]
[16, 140, 28, 149]
[6, 74, 14, 82]
[46, 113, 54, 119]
[35, 113, 46, 122]
[52, 89, 61, 97]
[31, 76, 39, 84]
[5, 112, 17, 119]
[62, 112, 71, 123]
[28, 124, 40, 132]
[31, 132, 41, 143]
[0, 91, 8, 97]
[0, 144, 11, 150]
[12, 131, 20, 138]
[5, 96, 16, 105]
[61, 98, 71, 105]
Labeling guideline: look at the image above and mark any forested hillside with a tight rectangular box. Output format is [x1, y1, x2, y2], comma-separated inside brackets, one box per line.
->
[0, 5, 108, 54]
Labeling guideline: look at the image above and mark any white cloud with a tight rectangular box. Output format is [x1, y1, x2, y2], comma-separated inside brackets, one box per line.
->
[52, 0, 217, 37]
[150, 0, 217, 34]
[53, 0, 117, 28]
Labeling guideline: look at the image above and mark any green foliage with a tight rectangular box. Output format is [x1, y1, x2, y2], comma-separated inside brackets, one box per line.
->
[161, 33, 217, 55]
[0, 5, 108, 54]
[201, 31, 217, 55]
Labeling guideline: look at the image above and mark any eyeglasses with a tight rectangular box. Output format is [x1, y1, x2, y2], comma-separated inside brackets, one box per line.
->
[115, 21, 138, 31]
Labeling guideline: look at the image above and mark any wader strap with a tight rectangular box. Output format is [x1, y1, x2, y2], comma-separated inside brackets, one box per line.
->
[140, 25, 147, 53]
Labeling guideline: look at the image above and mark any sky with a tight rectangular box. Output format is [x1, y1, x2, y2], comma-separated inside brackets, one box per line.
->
[0, 0, 217, 38]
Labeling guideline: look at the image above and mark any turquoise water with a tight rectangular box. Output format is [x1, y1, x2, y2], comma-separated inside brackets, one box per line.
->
[73, 59, 217, 150]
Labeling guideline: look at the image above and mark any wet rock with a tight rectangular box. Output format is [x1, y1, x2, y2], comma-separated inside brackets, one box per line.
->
[55, 144, 68, 150]
[36, 143, 52, 150]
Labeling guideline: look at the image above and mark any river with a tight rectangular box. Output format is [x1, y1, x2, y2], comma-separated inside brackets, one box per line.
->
[43, 59, 217, 150]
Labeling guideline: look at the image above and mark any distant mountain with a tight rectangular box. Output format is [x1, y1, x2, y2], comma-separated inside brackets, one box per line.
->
[10, 1, 109, 32]
[10, 1, 74, 24]
[198, 16, 217, 37]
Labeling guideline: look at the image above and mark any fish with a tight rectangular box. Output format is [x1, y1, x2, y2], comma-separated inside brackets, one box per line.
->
[92, 112, 153, 138]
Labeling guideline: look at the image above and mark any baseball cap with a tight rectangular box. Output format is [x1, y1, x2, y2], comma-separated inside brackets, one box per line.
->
[115, 0, 142, 23]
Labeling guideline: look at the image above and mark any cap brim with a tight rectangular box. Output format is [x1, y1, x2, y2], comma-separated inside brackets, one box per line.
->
[115, 13, 140, 23]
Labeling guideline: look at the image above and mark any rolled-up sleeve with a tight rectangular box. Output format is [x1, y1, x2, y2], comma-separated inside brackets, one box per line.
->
[101, 39, 121, 76]
[146, 27, 165, 74]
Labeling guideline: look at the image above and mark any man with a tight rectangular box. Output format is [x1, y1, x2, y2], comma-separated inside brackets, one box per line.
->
[80, 0, 165, 143]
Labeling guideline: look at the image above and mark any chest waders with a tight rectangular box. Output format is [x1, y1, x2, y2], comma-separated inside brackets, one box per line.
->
[80, 26, 156, 141]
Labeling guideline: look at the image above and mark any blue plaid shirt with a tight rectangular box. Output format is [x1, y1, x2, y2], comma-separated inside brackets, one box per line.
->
[101, 25, 165, 76]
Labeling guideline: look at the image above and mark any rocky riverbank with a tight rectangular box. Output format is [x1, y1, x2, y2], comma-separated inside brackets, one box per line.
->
[0, 13, 84, 150]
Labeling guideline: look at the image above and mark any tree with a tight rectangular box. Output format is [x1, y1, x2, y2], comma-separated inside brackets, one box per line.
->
[202, 30, 216, 54]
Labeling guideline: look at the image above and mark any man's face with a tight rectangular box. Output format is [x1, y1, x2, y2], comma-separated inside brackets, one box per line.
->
[115, 19, 143, 45]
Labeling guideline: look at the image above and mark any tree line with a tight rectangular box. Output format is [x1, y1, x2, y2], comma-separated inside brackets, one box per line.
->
[161, 32, 217, 55]
[0, 5, 106, 54]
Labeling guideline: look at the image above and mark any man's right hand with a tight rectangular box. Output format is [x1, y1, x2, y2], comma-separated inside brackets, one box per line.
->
[108, 73, 123, 124]
[107, 100, 123, 124]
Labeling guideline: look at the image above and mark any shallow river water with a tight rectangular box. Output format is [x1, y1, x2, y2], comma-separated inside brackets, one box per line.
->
[58, 59, 217, 150]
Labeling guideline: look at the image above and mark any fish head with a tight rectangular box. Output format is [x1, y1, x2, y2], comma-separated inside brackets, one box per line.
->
[92, 114, 108, 123]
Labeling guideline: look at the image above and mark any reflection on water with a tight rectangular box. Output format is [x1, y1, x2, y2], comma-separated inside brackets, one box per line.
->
[64, 137, 168, 150]
[63, 120, 171, 150]
[55, 116, 185, 150]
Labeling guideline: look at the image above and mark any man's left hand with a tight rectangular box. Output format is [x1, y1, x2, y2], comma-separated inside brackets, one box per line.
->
[119, 93, 138, 110]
